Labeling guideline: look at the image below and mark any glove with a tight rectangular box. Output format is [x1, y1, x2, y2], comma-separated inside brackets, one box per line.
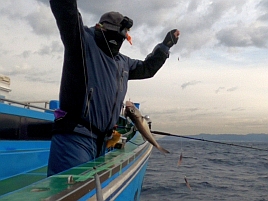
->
[106, 131, 121, 148]
[163, 29, 179, 48]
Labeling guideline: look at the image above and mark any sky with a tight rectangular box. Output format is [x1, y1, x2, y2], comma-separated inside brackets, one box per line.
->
[0, 0, 268, 135]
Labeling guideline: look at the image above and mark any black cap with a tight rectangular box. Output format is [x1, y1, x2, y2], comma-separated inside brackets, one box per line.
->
[99, 11, 124, 32]
[99, 11, 133, 32]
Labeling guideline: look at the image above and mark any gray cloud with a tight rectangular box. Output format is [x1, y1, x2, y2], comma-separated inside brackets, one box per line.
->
[36, 46, 51, 56]
[76, 0, 179, 27]
[25, 74, 60, 84]
[35, 0, 49, 6]
[231, 107, 245, 111]
[215, 87, 225, 94]
[215, 86, 238, 93]
[36, 41, 63, 56]
[21, 51, 31, 59]
[258, 13, 268, 21]
[4, 64, 60, 84]
[186, 107, 200, 112]
[216, 25, 268, 48]
[0, 64, 33, 76]
[28, 0, 268, 56]
[227, 87, 238, 92]
[181, 80, 201, 89]
[0, 49, 9, 57]
[1, 0, 267, 135]
[215, 1, 268, 48]
[24, 7, 56, 36]
[0, 1, 56, 37]
[257, 0, 268, 22]
[177, 0, 247, 55]
[146, 108, 178, 116]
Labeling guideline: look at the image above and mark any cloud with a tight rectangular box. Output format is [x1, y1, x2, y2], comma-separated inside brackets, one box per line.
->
[76, 0, 179, 27]
[0, 63, 33, 76]
[231, 107, 245, 111]
[1, 0, 268, 135]
[24, 6, 56, 36]
[258, 13, 268, 21]
[148, 108, 178, 116]
[215, 86, 238, 93]
[257, 0, 268, 22]
[35, 41, 63, 56]
[21, 51, 31, 59]
[227, 87, 238, 92]
[30, 0, 268, 56]
[215, 87, 225, 94]
[216, 25, 268, 48]
[215, 1, 268, 48]
[35, 0, 49, 6]
[185, 107, 200, 112]
[181, 80, 201, 89]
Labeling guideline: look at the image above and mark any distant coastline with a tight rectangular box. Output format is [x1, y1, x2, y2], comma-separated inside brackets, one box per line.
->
[159, 133, 268, 142]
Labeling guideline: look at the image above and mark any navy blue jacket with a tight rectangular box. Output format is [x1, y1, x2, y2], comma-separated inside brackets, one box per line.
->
[50, 0, 170, 136]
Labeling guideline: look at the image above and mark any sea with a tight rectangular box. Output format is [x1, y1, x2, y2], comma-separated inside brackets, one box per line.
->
[140, 139, 268, 201]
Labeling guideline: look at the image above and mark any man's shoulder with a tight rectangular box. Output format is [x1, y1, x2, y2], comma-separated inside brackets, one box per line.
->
[84, 26, 95, 37]
[116, 53, 131, 62]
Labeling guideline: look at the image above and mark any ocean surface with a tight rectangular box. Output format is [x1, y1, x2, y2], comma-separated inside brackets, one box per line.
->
[140, 139, 268, 201]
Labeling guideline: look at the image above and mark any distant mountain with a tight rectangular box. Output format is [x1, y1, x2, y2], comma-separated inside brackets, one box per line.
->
[158, 133, 268, 142]
[193, 133, 268, 142]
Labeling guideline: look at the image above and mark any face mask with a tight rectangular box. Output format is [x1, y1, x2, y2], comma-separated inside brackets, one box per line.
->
[94, 29, 125, 57]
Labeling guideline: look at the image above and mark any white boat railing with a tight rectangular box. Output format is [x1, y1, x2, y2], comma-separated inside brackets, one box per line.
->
[0, 97, 54, 112]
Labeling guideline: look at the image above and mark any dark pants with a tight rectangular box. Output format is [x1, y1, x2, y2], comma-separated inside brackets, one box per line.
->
[47, 132, 103, 177]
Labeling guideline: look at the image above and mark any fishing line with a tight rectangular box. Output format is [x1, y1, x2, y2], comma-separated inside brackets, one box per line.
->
[177, 137, 183, 166]
[76, 7, 97, 160]
[100, 26, 116, 61]
[180, 138, 183, 154]
[78, 15, 121, 160]
[100, 26, 126, 134]
[151, 130, 268, 152]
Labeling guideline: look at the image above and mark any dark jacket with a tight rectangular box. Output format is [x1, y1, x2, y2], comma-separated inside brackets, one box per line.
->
[50, 0, 170, 135]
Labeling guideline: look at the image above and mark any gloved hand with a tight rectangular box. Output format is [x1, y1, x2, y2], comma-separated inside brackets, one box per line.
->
[163, 29, 180, 48]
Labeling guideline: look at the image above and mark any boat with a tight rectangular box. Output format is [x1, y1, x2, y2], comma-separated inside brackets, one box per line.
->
[0, 75, 152, 201]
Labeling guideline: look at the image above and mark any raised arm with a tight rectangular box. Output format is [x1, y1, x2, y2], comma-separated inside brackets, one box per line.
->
[129, 29, 180, 79]
[50, 0, 82, 49]
[49, 0, 87, 116]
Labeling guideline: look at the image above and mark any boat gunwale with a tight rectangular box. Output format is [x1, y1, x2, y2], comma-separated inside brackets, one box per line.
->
[44, 137, 150, 201]
[0, 132, 151, 201]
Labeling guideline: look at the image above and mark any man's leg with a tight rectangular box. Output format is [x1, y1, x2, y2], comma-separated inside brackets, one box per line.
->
[47, 133, 97, 177]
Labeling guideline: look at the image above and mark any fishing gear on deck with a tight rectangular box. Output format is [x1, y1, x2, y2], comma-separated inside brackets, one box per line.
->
[151, 130, 268, 152]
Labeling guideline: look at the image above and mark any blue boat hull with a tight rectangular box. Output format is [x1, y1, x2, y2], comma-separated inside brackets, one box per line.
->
[0, 99, 152, 201]
[0, 141, 50, 180]
[113, 149, 150, 201]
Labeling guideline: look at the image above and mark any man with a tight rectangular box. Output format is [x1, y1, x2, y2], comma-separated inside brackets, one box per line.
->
[47, 0, 180, 176]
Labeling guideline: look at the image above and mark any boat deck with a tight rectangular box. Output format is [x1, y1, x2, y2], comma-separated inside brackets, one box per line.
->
[0, 166, 47, 196]
[0, 130, 150, 201]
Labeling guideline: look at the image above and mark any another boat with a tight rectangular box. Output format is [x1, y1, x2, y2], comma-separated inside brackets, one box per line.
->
[0, 75, 152, 201]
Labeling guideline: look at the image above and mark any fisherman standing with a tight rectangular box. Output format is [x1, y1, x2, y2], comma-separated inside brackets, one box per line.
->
[47, 0, 180, 176]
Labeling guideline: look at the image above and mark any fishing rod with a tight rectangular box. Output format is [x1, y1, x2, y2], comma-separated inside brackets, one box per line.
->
[151, 130, 268, 152]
